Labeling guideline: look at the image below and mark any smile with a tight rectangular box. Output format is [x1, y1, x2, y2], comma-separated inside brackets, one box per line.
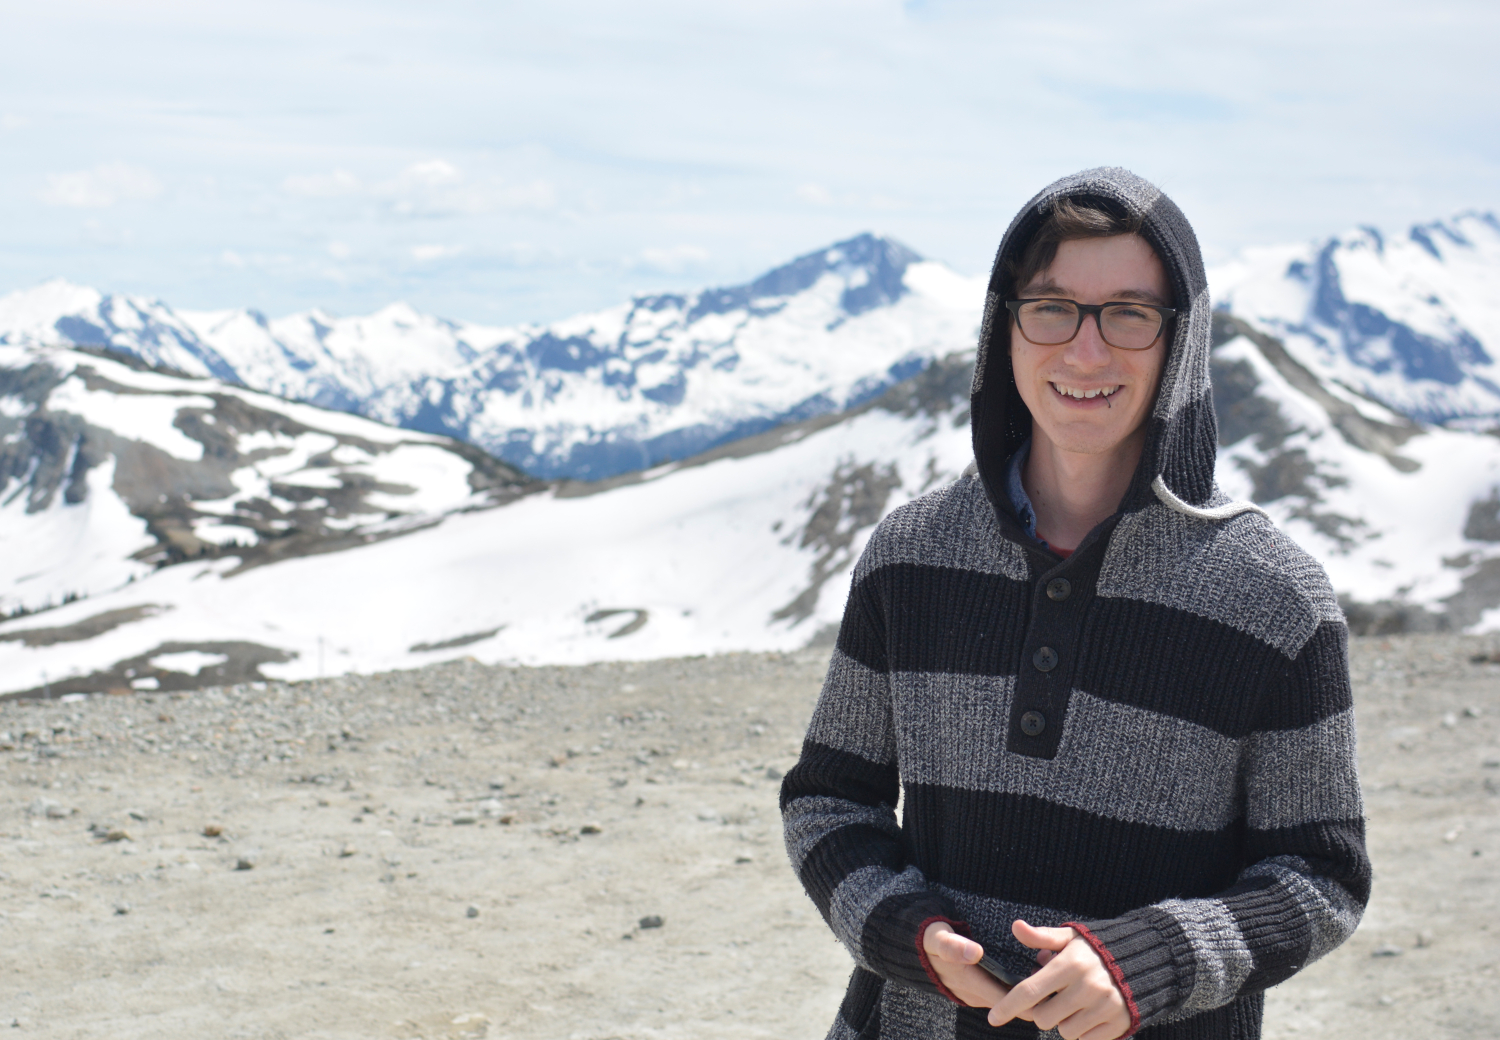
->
[1050, 382, 1120, 400]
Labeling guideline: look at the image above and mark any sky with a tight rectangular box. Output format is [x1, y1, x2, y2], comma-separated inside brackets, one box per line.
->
[2, 0, 1498, 327]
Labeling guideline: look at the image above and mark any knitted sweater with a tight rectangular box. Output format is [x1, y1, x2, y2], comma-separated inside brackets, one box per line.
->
[780, 169, 1369, 1040]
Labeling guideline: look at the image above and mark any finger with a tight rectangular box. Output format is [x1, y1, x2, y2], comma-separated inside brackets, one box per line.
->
[1036, 948, 1057, 967]
[986, 962, 1067, 1027]
[932, 930, 984, 965]
[1013, 918, 1079, 952]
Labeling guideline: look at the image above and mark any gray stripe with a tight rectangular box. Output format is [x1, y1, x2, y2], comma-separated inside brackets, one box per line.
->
[1153, 286, 1213, 421]
[858, 478, 1030, 583]
[1239, 856, 1363, 963]
[828, 864, 931, 967]
[805, 650, 896, 765]
[1097, 504, 1342, 658]
[878, 985, 957, 1036]
[783, 795, 899, 875]
[934, 883, 1076, 977]
[894, 680, 1242, 831]
[1157, 898, 1254, 1015]
[1245, 709, 1363, 829]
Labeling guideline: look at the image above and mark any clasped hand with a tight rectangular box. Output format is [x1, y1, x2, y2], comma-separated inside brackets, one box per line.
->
[922, 920, 1130, 1040]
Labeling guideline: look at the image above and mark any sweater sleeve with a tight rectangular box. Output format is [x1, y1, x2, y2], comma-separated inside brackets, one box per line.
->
[780, 574, 961, 996]
[1068, 619, 1370, 1032]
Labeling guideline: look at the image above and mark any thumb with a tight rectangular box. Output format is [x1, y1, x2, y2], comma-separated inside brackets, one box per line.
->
[924, 922, 984, 964]
[1012, 919, 1077, 952]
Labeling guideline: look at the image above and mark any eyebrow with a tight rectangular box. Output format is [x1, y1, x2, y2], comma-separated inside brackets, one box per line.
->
[1023, 282, 1172, 306]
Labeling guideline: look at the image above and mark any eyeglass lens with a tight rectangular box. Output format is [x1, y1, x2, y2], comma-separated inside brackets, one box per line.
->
[1015, 300, 1163, 350]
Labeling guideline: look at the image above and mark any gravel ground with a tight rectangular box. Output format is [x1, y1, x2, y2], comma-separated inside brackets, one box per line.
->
[1, 634, 1497, 1039]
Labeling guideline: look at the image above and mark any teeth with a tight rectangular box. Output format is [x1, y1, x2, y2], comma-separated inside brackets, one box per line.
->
[1052, 383, 1120, 400]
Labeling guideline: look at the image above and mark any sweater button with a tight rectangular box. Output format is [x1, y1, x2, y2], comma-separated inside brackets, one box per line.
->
[1032, 646, 1058, 672]
[1020, 711, 1046, 736]
[1046, 578, 1071, 601]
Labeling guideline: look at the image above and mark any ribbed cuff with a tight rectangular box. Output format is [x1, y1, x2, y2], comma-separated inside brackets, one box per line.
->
[860, 892, 962, 996]
[914, 916, 973, 1005]
[1067, 912, 1186, 1032]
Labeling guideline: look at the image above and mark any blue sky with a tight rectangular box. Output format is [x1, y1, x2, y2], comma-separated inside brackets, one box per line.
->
[3, 0, 1497, 325]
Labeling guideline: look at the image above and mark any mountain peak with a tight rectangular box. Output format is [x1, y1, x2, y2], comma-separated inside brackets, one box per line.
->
[679, 233, 924, 323]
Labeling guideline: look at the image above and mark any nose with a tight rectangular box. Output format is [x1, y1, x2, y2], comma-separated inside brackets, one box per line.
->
[1062, 312, 1113, 370]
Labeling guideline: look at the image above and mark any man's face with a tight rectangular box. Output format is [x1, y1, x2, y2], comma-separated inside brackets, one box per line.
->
[1010, 234, 1170, 458]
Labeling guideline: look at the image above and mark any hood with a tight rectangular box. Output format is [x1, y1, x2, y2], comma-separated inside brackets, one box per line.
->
[971, 167, 1219, 518]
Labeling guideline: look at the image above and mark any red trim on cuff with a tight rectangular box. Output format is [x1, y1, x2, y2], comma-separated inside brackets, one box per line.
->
[1064, 921, 1141, 1039]
[915, 915, 973, 1006]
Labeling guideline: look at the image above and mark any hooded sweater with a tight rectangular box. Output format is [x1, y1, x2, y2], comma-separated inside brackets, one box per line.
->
[780, 168, 1368, 1040]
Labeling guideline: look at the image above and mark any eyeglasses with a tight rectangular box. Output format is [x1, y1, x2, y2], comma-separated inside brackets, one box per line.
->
[1005, 298, 1176, 351]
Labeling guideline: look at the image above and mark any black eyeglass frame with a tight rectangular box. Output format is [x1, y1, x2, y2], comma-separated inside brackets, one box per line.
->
[1004, 298, 1178, 351]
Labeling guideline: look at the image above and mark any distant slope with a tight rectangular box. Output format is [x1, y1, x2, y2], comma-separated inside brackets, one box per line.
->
[1211, 212, 1500, 423]
[0, 344, 534, 620]
[0, 234, 985, 481]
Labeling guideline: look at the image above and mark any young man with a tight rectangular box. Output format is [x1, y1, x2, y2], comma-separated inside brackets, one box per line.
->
[781, 168, 1368, 1040]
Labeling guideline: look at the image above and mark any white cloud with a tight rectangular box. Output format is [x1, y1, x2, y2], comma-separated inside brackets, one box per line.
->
[411, 243, 463, 262]
[327, 241, 352, 260]
[282, 169, 363, 198]
[796, 183, 833, 205]
[384, 160, 557, 217]
[632, 245, 710, 275]
[40, 162, 162, 208]
[1, 114, 28, 131]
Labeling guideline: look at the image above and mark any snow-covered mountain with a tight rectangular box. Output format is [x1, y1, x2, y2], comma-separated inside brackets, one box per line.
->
[2, 213, 1500, 697]
[0, 235, 984, 480]
[1211, 211, 1500, 423]
[0, 343, 532, 621]
[1, 312, 1499, 698]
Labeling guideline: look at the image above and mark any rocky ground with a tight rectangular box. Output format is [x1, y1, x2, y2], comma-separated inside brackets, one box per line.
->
[1, 634, 1496, 1039]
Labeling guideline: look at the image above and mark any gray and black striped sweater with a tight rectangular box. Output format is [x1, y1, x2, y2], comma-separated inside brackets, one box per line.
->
[780, 169, 1368, 1040]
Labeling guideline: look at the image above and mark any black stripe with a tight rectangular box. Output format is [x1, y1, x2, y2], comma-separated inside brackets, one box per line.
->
[1245, 817, 1371, 903]
[903, 784, 1243, 919]
[842, 562, 1033, 676]
[1221, 875, 1314, 992]
[781, 741, 900, 813]
[838, 967, 884, 1038]
[1135, 997, 1262, 1040]
[1075, 598, 1344, 737]
[836, 576, 890, 674]
[798, 824, 906, 920]
[1262, 621, 1352, 731]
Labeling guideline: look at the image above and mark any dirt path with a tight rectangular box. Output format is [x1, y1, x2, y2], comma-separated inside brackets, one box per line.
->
[1, 636, 1496, 1038]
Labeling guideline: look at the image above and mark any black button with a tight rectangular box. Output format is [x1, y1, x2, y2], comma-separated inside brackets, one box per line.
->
[1032, 646, 1058, 672]
[1020, 711, 1046, 736]
[1046, 578, 1071, 602]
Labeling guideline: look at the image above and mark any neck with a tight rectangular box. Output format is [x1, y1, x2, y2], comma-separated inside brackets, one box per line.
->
[1021, 426, 1145, 552]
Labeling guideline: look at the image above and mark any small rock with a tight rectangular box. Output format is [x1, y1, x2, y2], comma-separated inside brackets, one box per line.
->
[235, 856, 255, 871]
[203, 824, 223, 838]
[487, 778, 507, 791]
[127, 809, 147, 822]
[735, 854, 754, 864]
[1464, 706, 1482, 718]
[1443, 826, 1463, 843]
[580, 823, 603, 835]
[339, 843, 357, 858]
[1372, 944, 1403, 958]
[103, 828, 131, 843]
[1482, 757, 1500, 769]
[639, 914, 664, 929]
[466, 905, 480, 918]
[1378, 994, 1396, 1006]
[113, 903, 130, 915]
[764, 766, 783, 781]
[1416, 930, 1435, 947]
[497, 813, 517, 825]
[1441, 712, 1459, 728]
[452, 812, 478, 826]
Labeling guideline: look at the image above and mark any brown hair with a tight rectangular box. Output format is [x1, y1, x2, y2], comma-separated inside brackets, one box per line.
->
[1005, 196, 1151, 298]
